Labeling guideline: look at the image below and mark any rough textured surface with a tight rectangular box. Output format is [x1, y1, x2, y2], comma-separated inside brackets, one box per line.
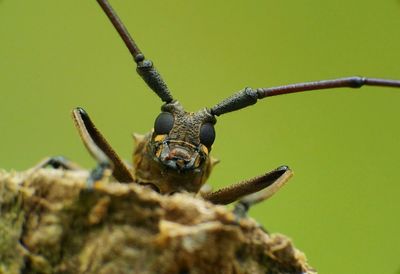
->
[0, 168, 316, 274]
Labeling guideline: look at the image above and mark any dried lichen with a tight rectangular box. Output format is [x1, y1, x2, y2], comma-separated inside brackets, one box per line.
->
[0, 168, 316, 274]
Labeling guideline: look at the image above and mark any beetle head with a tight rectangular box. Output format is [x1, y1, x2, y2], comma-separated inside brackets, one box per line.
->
[150, 101, 216, 172]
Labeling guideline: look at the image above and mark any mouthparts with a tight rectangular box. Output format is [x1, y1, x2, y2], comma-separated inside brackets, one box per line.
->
[158, 141, 202, 171]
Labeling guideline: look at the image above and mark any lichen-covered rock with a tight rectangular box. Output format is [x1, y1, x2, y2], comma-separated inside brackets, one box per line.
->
[0, 168, 316, 274]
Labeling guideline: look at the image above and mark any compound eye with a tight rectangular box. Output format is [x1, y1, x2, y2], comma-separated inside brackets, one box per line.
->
[154, 112, 174, 135]
[199, 123, 215, 148]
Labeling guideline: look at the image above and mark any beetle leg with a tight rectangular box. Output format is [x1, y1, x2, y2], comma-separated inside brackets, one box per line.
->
[33, 156, 82, 171]
[203, 166, 292, 206]
[233, 167, 293, 219]
[197, 183, 213, 198]
[72, 107, 135, 185]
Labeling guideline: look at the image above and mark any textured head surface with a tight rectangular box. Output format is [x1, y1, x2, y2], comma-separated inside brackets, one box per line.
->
[132, 101, 218, 194]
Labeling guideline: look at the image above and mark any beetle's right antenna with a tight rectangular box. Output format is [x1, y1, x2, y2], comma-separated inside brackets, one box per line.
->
[210, 77, 400, 116]
[96, 0, 174, 103]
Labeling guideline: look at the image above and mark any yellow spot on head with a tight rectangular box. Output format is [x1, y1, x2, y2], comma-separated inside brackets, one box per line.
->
[154, 134, 167, 143]
[200, 145, 209, 155]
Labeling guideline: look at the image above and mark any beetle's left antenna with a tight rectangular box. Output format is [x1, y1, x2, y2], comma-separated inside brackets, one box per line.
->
[96, 0, 174, 103]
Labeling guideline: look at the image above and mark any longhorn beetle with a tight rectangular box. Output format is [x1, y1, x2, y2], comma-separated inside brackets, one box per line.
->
[47, 0, 400, 215]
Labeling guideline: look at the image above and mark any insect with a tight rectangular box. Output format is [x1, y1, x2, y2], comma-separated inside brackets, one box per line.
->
[47, 0, 400, 215]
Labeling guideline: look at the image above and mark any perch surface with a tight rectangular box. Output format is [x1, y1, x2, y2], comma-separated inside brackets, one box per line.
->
[0, 168, 316, 274]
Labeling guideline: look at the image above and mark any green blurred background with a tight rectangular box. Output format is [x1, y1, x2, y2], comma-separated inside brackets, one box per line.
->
[1, 1, 400, 273]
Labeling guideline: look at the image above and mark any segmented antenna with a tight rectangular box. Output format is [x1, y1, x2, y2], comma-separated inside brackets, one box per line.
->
[96, 0, 174, 103]
[210, 76, 400, 116]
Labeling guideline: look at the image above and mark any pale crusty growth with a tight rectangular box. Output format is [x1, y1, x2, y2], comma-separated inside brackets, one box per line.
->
[0, 168, 316, 274]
